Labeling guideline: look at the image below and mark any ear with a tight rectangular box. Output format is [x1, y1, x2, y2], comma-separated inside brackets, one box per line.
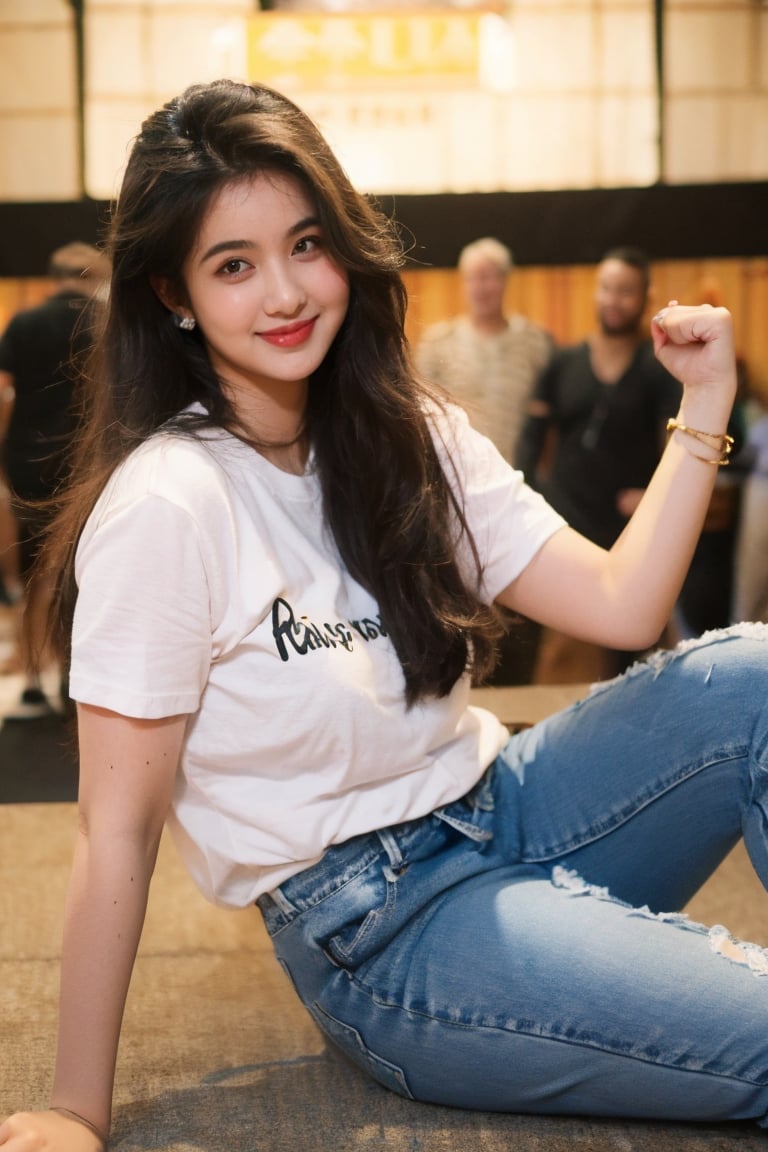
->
[150, 274, 191, 321]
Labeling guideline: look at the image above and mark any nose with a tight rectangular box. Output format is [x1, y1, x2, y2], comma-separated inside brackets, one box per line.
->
[598, 287, 621, 309]
[261, 259, 306, 317]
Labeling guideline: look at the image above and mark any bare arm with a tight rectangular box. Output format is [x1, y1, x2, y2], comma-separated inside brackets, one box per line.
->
[0, 705, 187, 1150]
[498, 304, 737, 650]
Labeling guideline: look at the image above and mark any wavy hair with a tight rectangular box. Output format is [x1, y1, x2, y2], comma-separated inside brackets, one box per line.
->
[41, 79, 504, 704]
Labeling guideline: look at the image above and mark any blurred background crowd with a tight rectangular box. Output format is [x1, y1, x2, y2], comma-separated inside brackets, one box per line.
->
[0, 0, 766, 721]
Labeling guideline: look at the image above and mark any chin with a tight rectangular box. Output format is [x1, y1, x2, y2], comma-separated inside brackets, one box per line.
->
[601, 319, 639, 337]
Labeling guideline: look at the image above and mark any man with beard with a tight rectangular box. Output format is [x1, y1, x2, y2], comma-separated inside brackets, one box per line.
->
[515, 247, 681, 682]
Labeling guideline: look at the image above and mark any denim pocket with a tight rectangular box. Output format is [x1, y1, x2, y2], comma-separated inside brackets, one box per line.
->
[324, 859, 399, 968]
[311, 1002, 415, 1099]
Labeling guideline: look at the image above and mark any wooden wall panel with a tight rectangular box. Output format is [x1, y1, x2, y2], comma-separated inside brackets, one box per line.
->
[743, 260, 768, 401]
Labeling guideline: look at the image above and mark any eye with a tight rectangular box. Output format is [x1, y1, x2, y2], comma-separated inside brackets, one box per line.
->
[293, 234, 322, 257]
[218, 258, 250, 277]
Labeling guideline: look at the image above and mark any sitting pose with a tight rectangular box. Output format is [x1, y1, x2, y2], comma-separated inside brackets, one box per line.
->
[1, 80, 766, 1150]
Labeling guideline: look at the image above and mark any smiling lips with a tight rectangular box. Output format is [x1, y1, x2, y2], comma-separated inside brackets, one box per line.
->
[259, 318, 316, 348]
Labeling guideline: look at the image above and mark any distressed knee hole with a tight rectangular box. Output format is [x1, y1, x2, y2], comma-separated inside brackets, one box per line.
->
[552, 866, 708, 930]
[583, 621, 768, 698]
[551, 865, 614, 901]
[709, 925, 768, 976]
[551, 869, 768, 977]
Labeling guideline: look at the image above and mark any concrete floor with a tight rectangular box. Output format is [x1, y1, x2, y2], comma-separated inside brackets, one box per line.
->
[1, 803, 766, 1151]
[2, 623, 767, 1149]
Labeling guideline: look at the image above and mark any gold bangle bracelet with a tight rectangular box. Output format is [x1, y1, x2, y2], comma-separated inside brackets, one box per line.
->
[666, 418, 734, 466]
[50, 1106, 109, 1147]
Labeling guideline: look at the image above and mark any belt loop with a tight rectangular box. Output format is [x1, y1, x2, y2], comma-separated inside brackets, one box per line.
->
[269, 885, 297, 916]
[433, 808, 493, 842]
[376, 827, 406, 873]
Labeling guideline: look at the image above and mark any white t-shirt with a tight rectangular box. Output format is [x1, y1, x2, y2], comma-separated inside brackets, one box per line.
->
[71, 403, 565, 907]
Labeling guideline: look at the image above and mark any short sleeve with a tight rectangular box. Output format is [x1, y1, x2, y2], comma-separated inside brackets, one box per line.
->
[431, 403, 566, 603]
[71, 493, 213, 718]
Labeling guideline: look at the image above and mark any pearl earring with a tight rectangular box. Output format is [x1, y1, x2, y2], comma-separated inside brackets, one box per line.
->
[178, 315, 196, 331]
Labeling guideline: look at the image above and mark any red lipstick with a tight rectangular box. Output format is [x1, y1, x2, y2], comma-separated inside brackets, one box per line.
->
[259, 319, 316, 348]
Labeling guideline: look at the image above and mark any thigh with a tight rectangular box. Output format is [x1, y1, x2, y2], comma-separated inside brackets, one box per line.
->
[494, 625, 768, 911]
[317, 864, 768, 1124]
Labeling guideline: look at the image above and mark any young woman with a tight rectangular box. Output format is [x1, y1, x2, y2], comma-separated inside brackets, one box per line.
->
[1, 79, 766, 1150]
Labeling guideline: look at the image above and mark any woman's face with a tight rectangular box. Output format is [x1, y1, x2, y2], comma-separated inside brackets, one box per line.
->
[180, 171, 350, 418]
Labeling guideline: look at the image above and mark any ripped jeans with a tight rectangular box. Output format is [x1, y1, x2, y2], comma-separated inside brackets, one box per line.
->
[258, 625, 768, 1127]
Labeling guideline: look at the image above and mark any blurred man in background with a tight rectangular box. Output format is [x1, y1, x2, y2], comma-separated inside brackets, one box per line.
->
[516, 246, 681, 683]
[0, 240, 110, 715]
[415, 237, 555, 685]
[415, 237, 553, 465]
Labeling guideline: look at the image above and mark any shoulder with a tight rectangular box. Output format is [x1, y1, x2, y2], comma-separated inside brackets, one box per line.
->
[507, 315, 553, 345]
[6, 299, 47, 325]
[634, 339, 666, 372]
[418, 318, 463, 347]
[425, 397, 504, 477]
[424, 395, 468, 440]
[0, 305, 39, 346]
[95, 426, 241, 526]
[77, 428, 253, 593]
[634, 339, 679, 388]
[0, 310, 32, 369]
[543, 341, 587, 374]
[4, 296, 67, 333]
[0, 295, 80, 351]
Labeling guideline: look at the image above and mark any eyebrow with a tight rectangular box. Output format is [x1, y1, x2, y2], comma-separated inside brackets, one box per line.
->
[199, 215, 321, 264]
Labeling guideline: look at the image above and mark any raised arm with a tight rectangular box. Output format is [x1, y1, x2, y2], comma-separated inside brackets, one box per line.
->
[499, 304, 737, 650]
[0, 705, 186, 1151]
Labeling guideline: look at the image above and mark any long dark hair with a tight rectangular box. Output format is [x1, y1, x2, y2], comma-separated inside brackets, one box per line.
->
[41, 79, 504, 704]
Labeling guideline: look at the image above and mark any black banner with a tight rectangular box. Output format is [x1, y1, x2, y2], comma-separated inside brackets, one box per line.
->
[0, 181, 765, 277]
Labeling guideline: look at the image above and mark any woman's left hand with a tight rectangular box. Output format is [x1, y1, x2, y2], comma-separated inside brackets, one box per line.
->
[651, 303, 737, 409]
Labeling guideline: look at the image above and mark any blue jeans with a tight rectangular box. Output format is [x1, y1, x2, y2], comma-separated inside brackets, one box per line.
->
[258, 625, 768, 1127]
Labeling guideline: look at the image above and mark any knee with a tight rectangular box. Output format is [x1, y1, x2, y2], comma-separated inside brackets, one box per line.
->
[665, 622, 768, 677]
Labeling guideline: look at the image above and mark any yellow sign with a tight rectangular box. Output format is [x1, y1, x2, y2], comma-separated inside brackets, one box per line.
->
[247, 12, 483, 88]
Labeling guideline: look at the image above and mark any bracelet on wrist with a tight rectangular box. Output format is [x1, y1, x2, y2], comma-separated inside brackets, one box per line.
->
[50, 1105, 109, 1146]
[666, 418, 734, 467]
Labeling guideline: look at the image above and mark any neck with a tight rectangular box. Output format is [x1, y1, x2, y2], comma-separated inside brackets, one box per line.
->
[592, 327, 643, 352]
[55, 278, 90, 295]
[227, 376, 306, 431]
[256, 435, 309, 475]
[470, 314, 507, 336]
[588, 329, 642, 385]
